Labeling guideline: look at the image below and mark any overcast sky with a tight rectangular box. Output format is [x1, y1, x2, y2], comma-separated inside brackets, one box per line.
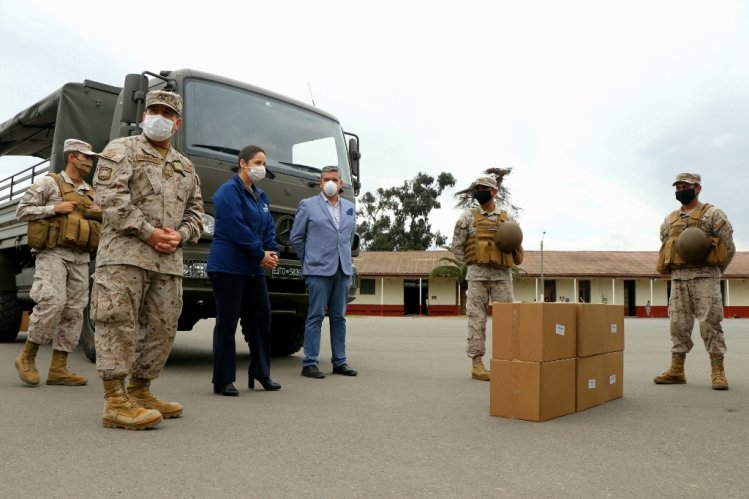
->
[1, 0, 747, 251]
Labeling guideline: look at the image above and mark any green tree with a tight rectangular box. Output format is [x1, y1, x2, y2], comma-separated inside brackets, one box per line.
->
[357, 171, 456, 250]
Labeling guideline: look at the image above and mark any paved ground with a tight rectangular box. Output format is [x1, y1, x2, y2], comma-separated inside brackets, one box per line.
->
[0, 316, 747, 498]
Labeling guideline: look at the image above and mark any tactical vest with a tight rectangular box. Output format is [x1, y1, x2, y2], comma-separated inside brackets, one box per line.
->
[27, 173, 102, 255]
[656, 202, 729, 274]
[463, 209, 524, 268]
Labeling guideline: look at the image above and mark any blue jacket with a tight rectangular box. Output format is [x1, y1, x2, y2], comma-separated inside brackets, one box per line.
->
[207, 175, 278, 276]
[290, 193, 355, 277]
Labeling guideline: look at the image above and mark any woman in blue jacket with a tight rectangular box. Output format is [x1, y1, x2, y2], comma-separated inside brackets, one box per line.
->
[207, 145, 281, 396]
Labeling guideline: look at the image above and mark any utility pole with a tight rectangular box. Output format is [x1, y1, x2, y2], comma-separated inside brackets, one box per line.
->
[540, 231, 546, 302]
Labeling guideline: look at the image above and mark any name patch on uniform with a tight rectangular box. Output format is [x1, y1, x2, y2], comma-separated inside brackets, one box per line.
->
[97, 166, 112, 180]
[136, 154, 162, 165]
[263, 204, 269, 213]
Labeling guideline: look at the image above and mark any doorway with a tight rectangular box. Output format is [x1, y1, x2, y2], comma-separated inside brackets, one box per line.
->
[543, 280, 556, 302]
[624, 280, 636, 316]
[403, 280, 428, 315]
[578, 280, 591, 303]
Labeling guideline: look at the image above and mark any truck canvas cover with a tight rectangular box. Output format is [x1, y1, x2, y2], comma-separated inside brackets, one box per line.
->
[0, 80, 120, 170]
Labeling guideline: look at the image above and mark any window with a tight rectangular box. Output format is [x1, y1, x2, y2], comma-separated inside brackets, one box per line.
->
[360, 278, 376, 295]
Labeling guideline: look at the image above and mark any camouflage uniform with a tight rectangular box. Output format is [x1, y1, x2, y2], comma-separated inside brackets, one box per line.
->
[452, 206, 514, 359]
[93, 133, 203, 380]
[16, 171, 92, 352]
[660, 203, 735, 355]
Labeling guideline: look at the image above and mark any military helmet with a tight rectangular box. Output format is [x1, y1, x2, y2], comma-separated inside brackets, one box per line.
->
[677, 227, 711, 263]
[494, 221, 523, 251]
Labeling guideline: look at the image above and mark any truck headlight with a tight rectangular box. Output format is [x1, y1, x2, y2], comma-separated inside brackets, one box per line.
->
[183, 260, 208, 279]
[202, 214, 215, 236]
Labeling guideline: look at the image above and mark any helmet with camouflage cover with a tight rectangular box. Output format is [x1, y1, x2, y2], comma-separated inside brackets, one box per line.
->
[494, 221, 523, 252]
[677, 226, 711, 263]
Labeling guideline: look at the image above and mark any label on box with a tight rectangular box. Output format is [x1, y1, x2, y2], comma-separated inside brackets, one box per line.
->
[555, 324, 565, 336]
[609, 374, 617, 385]
[610, 324, 618, 334]
[588, 378, 596, 389]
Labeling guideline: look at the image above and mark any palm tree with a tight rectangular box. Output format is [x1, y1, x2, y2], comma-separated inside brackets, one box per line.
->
[431, 252, 528, 314]
[430, 254, 468, 314]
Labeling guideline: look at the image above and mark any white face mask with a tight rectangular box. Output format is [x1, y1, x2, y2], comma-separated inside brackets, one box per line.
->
[248, 165, 266, 182]
[323, 180, 339, 196]
[141, 114, 175, 141]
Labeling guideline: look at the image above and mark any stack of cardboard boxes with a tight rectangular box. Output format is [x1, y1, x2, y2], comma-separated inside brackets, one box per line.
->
[489, 303, 624, 422]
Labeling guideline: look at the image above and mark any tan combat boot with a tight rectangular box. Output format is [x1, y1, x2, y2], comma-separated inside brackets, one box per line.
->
[654, 353, 686, 384]
[127, 378, 183, 419]
[471, 356, 490, 381]
[15, 340, 40, 385]
[46, 350, 87, 386]
[102, 379, 162, 430]
[710, 354, 729, 390]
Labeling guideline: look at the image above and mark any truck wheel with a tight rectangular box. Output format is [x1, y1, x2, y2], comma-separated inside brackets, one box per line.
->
[0, 292, 22, 343]
[79, 261, 97, 362]
[79, 303, 96, 363]
[270, 315, 305, 357]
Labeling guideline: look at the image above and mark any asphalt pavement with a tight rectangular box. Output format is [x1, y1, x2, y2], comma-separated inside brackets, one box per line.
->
[1, 316, 747, 498]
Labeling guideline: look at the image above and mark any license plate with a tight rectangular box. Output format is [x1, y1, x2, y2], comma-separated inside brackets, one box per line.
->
[271, 264, 303, 280]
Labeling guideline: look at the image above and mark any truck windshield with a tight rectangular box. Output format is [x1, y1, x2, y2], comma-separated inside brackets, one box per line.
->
[183, 79, 351, 183]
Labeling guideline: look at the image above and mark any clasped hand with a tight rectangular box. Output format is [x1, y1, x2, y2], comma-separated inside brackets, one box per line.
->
[261, 250, 279, 269]
[147, 227, 182, 254]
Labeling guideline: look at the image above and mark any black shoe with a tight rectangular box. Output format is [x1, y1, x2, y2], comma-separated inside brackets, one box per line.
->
[301, 365, 326, 379]
[213, 383, 239, 396]
[249, 376, 281, 391]
[332, 364, 358, 376]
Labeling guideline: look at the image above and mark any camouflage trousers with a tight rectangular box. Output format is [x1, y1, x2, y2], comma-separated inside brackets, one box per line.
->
[466, 280, 513, 358]
[27, 251, 88, 352]
[92, 265, 182, 380]
[669, 277, 726, 355]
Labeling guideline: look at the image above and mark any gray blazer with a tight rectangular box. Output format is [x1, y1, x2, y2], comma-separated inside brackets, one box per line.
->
[290, 194, 356, 277]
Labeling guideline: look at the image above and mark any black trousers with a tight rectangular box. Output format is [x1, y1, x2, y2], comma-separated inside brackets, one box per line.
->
[209, 272, 271, 384]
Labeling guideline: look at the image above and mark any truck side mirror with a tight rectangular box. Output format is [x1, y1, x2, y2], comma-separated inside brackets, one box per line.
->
[121, 74, 149, 125]
[348, 136, 360, 179]
[351, 233, 361, 257]
[346, 134, 361, 195]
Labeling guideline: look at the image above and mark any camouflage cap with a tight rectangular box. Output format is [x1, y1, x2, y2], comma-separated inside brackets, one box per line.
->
[63, 138, 98, 156]
[473, 175, 498, 189]
[145, 90, 182, 115]
[672, 172, 701, 185]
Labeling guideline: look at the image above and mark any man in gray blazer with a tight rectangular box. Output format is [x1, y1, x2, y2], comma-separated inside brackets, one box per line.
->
[290, 166, 358, 378]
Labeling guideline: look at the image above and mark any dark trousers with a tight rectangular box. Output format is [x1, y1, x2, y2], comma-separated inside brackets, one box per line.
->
[209, 272, 271, 384]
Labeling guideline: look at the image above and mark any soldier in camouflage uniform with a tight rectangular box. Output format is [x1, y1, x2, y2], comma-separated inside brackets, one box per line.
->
[14, 139, 101, 387]
[93, 90, 204, 430]
[654, 173, 735, 390]
[451, 175, 518, 381]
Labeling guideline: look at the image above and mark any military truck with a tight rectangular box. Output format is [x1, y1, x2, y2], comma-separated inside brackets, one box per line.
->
[0, 69, 361, 359]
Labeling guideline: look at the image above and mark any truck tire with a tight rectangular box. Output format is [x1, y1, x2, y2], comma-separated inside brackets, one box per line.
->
[270, 315, 305, 357]
[79, 303, 96, 363]
[0, 292, 22, 343]
[78, 261, 97, 362]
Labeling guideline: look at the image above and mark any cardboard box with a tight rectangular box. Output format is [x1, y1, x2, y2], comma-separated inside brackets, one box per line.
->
[576, 304, 625, 357]
[492, 303, 577, 361]
[576, 351, 624, 412]
[490, 358, 576, 422]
